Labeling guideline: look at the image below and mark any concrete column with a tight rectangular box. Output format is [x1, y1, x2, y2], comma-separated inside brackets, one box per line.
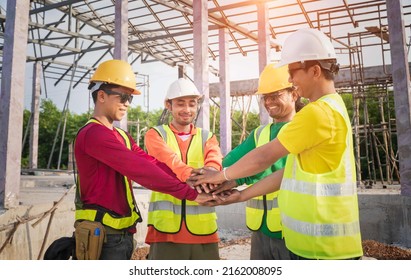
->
[257, 3, 270, 125]
[193, 0, 210, 131]
[386, 0, 411, 196]
[219, 28, 232, 156]
[29, 62, 41, 169]
[0, 0, 30, 209]
[178, 64, 186, 78]
[67, 142, 74, 171]
[113, 0, 129, 131]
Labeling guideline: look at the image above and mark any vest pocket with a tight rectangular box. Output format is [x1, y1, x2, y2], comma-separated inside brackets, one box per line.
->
[197, 212, 217, 221]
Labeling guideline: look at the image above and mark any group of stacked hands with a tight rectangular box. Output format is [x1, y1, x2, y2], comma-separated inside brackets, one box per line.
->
[187, 168, 240, 206]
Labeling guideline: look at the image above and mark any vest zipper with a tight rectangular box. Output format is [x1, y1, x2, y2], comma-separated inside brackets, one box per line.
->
[182, 198, 186, 222]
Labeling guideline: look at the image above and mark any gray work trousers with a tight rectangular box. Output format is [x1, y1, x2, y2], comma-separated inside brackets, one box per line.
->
[250, 231, 292, 260]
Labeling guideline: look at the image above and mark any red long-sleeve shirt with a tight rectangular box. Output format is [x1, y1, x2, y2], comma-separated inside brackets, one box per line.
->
[74, 120, 198, 218]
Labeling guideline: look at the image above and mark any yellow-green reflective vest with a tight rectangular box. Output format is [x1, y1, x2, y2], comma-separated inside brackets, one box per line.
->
[147, 124, 218, 235]
[246, 124, 281, 232]
[75, 119, 141, 230]
[279, 94, 363, 259]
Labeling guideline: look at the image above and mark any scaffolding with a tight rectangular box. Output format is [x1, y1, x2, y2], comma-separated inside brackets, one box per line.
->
[207, 0, 410, 186]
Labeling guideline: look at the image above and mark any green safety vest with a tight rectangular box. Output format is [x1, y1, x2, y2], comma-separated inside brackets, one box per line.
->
[245, 124, 281, 232]
[279, 94, 363, 259]
[75, 119, 141, 230]
[147, 124, 218, 235]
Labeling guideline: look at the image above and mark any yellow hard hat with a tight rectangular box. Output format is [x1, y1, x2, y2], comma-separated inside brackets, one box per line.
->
[89, 59, 141, 95]
[256, 63, 293, 95]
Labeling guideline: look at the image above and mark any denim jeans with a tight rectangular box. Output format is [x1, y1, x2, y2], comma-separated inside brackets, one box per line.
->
[99, 233, 134, 260]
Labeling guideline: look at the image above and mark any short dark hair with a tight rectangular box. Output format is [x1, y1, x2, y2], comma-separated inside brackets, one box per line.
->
[303, 59, 339, 81]
[90, 83, 119, 104]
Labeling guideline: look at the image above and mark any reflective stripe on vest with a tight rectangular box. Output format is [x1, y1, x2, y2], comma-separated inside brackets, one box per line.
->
[245, 124, 281, 232]
[75, 119, 141, 230]
[246, 198, 278, 212]
[281, 215, 361, 237]
[149, 200, 215, 215]
[279, 94, 363, 259]
[147, 124, 218, 235]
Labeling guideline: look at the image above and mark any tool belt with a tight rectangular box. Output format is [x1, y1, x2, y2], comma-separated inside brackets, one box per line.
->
[74, 220, 106, 260]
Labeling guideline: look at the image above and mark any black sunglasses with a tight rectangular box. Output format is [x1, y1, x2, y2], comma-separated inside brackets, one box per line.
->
[288, 61, 321, 78]
[104, 89, 133, 104]
[288, 63, 306, 78]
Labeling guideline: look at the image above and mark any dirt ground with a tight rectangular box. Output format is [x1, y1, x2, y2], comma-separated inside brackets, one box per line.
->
[362, 240, 411, 260]
[131, 238, 411, 260]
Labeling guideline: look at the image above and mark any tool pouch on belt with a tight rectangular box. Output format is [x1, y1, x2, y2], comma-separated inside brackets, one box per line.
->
[75, 220, 106, 260]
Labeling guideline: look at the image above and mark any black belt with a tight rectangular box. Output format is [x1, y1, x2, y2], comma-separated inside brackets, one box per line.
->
[104, 225, 131, 235]
[74, 220, 131, 235]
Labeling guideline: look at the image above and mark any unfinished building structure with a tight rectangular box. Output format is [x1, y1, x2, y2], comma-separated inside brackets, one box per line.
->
[0, 0, 410, 259]
[209, 1, 409, 186]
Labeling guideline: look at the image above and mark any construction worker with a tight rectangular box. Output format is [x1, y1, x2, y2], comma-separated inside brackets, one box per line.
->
[191, 28, 364, 260]
[74, 60, 213, 260]
[220, 63, 304, 260]
[144, 78, 223, 260]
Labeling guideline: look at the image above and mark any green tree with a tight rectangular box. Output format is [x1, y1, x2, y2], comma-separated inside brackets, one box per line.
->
[22, 99, 89, 169]
[21, 109, 32, 168]
[127, 106, 164, 149]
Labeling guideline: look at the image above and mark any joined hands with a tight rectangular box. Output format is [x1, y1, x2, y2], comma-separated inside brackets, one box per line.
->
[188, 167, 242, 206]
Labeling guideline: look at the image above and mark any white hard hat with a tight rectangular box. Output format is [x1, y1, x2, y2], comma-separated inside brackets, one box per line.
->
[165, 78, 202, 101]
[277, 28, 336, 67]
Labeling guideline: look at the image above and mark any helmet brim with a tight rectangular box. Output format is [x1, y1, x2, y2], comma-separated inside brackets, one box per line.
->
[275, 60, 288, 68]
[131, 88, 141, 95]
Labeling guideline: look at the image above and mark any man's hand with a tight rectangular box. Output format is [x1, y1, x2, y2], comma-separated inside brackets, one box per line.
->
[186, 177, 196, 189]
[194, 192, 220, 205]
[187, 177, 209, 193]
[193, 183, 218, 194]
[210, 180, 238, 195]
[219, 189, 241, 205]
[189, 166, 222, 193]
[190, 168, 225, 186]
[187, 167, 216, 193]
[198, 189, 242, 207]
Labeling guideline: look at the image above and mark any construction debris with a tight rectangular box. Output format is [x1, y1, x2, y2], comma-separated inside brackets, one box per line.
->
[362, 239, 411, 260]
[131, 238, 411, 260]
